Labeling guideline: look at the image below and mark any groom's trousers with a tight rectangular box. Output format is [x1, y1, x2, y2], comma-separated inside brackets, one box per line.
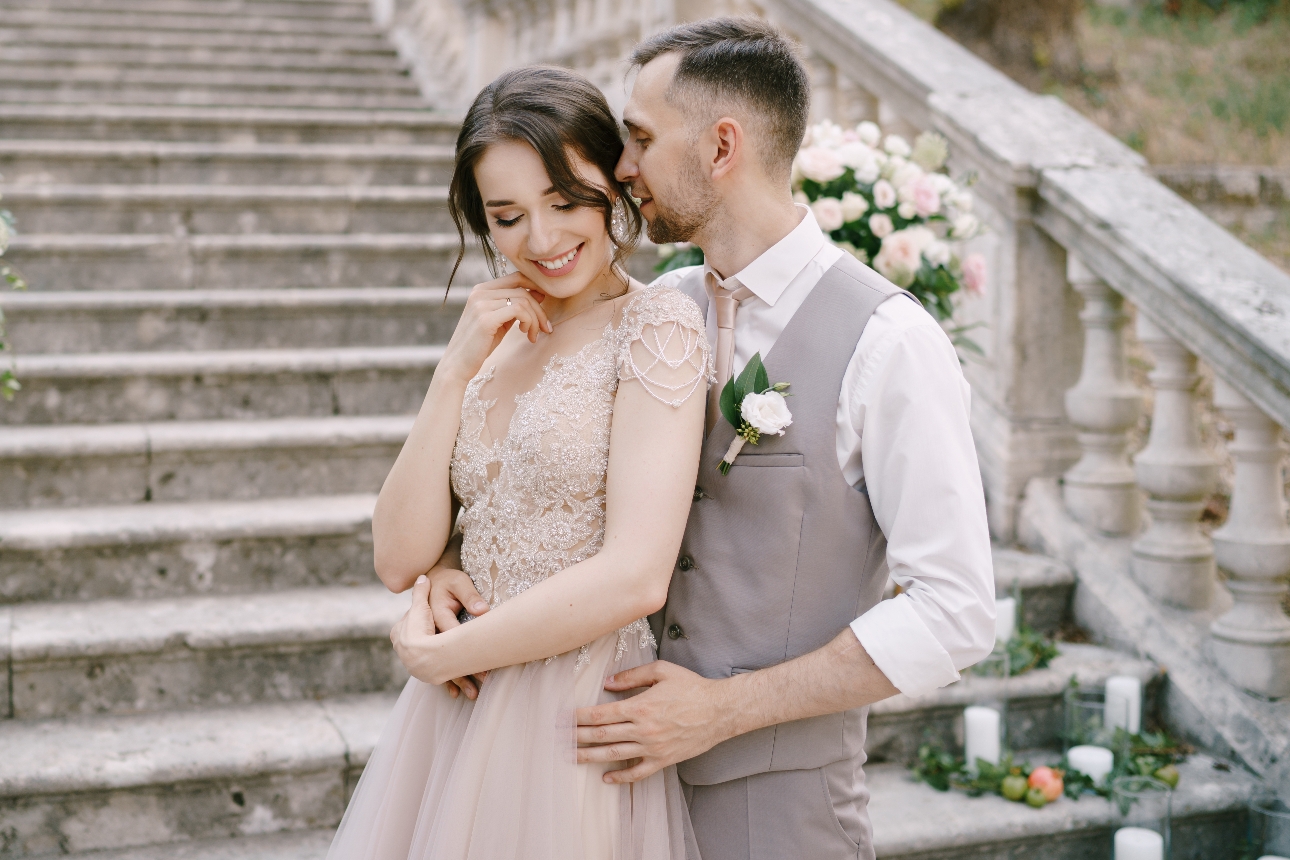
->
[681, 756, 871, 860]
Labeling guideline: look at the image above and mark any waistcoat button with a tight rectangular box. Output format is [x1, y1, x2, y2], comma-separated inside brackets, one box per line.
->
[693, 486, 705, 501]
[678, 556, 694, 571]
[667, 623, 686, 640]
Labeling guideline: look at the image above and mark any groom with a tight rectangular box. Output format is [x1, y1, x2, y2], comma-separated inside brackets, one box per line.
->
[411, 17, 995, 860]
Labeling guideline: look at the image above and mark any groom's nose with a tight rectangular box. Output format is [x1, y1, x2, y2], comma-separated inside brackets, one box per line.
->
[614, 149, 637, 185]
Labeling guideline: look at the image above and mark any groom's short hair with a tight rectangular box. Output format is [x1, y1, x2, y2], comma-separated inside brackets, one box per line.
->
[630, 17, 809, 181]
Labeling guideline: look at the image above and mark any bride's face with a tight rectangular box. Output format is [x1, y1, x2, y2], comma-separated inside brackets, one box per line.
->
[475, 141, 616, 301]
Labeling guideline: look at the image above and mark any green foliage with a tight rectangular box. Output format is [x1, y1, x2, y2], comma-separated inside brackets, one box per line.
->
[0, 204, 25, 402]
[653, 243, 705, 275]
[911, 742, 963, 792]
[1005, 626, 1061, 675]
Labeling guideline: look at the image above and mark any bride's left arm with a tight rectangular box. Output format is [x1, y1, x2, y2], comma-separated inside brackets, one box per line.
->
[393, 295, 709, 686]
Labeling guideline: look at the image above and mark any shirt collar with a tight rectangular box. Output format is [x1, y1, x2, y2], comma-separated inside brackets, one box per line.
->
[704, 204, 826, 307]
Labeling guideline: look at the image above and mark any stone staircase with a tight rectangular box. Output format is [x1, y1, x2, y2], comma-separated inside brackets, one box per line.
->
[0, 1, 1261, 857]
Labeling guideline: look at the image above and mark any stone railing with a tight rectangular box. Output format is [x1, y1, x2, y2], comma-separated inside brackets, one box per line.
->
[375, 0, 1290, 703]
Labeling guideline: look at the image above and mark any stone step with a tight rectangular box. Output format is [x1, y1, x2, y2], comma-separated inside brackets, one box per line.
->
[2, 184, 452, 235]
[0, 25, 393, 55]
[3, 233, 471, 290]
[0, 493, 378, 604]
[991, 545, 1074, 636]
[0, 414, 412, 509]
[5, 345, 442, 424]
[8, 0, 371, 21]
[0, 140, 452, 185]
[0, 84, 429, 111]
[868, 752, 1255, 859]
[1, 65, 421, 96]
[71, 830, 334, 860]
[0, 287, 466, 354]
[0, 45, 405, 74]
[2, 7, 388, 37]
[866, 643, 1156, 766]
[0, 693, 393, 856]
[3, 584, 408, 720]
[0, 104, 460, 143]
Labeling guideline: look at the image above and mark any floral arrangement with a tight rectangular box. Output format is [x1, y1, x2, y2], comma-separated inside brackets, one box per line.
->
[793, 120, 985, 326]
[0, 191, 25, 401]
[716, 353, 791, 474]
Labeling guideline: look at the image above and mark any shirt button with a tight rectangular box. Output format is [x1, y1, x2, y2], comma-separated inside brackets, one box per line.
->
[678, 556, 694, 571]
[667, 623, 686, 640]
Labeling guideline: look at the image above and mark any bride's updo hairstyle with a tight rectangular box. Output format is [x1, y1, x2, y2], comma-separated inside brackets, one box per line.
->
[448, 65, 643, 288]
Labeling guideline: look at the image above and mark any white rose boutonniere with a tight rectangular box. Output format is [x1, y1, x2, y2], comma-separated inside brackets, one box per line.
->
[717, 352, 792, 474]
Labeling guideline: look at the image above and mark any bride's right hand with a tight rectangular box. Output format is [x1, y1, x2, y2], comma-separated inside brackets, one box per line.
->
[436, 273, 551, 385]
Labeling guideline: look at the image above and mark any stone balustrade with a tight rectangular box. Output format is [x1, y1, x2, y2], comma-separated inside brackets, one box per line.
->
[376, 0, 1290, 699]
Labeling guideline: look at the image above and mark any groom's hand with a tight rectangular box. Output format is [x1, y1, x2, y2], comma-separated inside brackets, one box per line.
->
[423, 565, 491, 700]
[574, 661, 735, 784]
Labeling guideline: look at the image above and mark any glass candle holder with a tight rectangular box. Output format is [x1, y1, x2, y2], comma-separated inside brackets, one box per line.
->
[1111, 775, 1173, 860]
[1063, 684, 1112, 752]
[969, 648, 1010, 751]
[1249, 794, 1290, 858]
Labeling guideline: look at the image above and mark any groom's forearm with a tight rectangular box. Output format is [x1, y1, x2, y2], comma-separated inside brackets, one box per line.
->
[715, 627, 899, 740]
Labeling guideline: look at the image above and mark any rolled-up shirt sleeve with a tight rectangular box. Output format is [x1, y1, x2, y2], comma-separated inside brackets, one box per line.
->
[842, 297, 996, 699]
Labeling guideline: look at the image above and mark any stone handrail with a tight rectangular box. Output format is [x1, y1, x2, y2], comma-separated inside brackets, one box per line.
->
[378, 0, 1290, 702]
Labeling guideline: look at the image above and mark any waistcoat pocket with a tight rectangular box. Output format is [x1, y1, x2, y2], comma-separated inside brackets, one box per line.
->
[726, 452, 803, 468]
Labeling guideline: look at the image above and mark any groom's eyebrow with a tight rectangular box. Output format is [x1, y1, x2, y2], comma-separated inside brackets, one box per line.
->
[485, 187, 558, 207]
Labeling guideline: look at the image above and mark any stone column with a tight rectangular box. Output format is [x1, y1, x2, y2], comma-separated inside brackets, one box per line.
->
[1061, 256, 1142, 535]
[1210, 379, 1290, 699]
[1131, 315, 1219, 609]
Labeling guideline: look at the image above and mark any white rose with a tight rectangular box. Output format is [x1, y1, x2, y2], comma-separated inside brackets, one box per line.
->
[795, 146, 846, 184]
[856, 121, 881, 147]
[836, 142, 873, 170]
[811, 197, 845, 232]
[810, 121, 845, 149]
[869, 213, 894, 239]
[925, 240, 951, 267]
[948, 191, 974, 213]
[930, 173, 955, 195]
[952, 213, 980, 239]
[872, 180, 897, 210]
[741, 390, 792, 436]
[897, 201, 917, 220]
[890, 161, 923, 192]
[854, 159, 881, 185]
[884, 134, 911, 158]
[841, 191, 869, 223]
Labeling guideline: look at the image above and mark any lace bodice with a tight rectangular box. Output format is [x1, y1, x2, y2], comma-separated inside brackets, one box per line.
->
[449, 285, 711, 663]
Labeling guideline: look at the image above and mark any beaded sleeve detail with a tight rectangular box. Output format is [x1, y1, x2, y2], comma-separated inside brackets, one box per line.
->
[449, 286, 708, 669]
[616, 285, 713, 407]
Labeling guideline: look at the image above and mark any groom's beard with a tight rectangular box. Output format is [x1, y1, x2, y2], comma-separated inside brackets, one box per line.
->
[642, 158, 717, 245]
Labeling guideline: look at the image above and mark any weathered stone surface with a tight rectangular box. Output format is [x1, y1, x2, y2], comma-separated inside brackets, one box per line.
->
[0, 416, 412, 508]
[992, 544, 1074, 635]
[68, 828, 335, 860]
[3, 184, 453, 235]
[0, 140, 452, 186]
[868, 753, 1257, 859]
[7, 586, 407, 718]
[0, 84, 427, 110]
[0, 288, 466, 354]
[866, 643, 1155, 765]
[0, 495, 378, 603]
[5, 346, 441, 423]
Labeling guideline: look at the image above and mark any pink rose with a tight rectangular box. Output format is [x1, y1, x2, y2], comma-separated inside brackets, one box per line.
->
[874, 227, 929, 288]
[905, 174, 941, 217]
[795, 147, 845, 184]
[811, 197, 845, 232]
[872, 180, 897, 210]
[963, 252, 987, 296]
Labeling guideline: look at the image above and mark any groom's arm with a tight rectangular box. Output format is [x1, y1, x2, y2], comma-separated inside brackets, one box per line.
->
[577, 298, 997, 783]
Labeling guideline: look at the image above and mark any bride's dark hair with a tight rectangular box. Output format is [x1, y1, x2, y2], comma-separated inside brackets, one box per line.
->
[448, 66, 643, 289]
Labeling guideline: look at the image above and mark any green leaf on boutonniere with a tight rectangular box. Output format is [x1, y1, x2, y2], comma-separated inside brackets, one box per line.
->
[719, 376, 742, 428]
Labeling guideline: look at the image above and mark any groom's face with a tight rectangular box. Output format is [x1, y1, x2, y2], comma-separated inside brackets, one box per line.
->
[618, 55, 715, 245]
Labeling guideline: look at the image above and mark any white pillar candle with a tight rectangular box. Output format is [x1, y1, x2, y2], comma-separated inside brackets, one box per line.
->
[1105, 675, 1143, 734]
[1067, 744, 1115, 785]
[1114, 827, 1163, 860]
[963, 705, 1001, 771]
[995, 596, 1017, 645]
[1257, 856, 1290, 859]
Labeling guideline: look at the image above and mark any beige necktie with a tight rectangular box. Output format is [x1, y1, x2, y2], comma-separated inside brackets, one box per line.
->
[707, 275, 754, 434]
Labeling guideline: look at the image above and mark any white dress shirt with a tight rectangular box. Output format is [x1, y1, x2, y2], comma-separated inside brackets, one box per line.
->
[652, 206, 995, 698]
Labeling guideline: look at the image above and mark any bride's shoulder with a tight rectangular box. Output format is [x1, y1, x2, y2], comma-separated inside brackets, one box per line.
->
[619, 282, 705, 333]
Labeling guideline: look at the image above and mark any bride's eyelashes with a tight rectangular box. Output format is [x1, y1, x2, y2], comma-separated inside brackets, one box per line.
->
[491, 201, 580, 229]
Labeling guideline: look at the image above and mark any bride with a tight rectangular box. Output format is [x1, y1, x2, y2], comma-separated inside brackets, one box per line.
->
[326, 65, 710, 860]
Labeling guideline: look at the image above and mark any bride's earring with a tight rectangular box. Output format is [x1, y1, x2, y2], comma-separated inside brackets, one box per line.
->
[611, 200, 628, 243]
[487, 237, 510, 276]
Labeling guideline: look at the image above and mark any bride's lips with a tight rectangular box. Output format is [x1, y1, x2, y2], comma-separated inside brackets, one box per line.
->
[530, 243, 583, 277]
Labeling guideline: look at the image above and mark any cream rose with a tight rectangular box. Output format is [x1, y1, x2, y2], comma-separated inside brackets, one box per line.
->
[841, 191, 869, 223]
[884, 134, 911, 158]
[897, 202, 917, 220]
[811, 197, 845, 232]
[740, 390, 792, 436]
[952, 214, 980, 239]
[856, 121, 881, 147]
[869, 213, 894, 239]
[795, 146, 845, 184]
[872, 180, 897, 210]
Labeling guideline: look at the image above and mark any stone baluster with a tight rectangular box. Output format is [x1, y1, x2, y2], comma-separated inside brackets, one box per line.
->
[1210, 380, 1290, 699]
[1131, 315, 1219, 609]
[1061, 256, 1142, 535]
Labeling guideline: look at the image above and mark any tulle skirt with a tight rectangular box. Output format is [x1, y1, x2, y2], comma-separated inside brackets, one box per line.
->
[326, 628, 695, 860]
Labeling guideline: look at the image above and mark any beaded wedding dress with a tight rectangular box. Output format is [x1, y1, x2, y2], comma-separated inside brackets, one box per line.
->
[327, 285, 711, 860]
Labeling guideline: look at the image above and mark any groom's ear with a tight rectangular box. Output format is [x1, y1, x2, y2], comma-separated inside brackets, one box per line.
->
[709, 116, 744, 182]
